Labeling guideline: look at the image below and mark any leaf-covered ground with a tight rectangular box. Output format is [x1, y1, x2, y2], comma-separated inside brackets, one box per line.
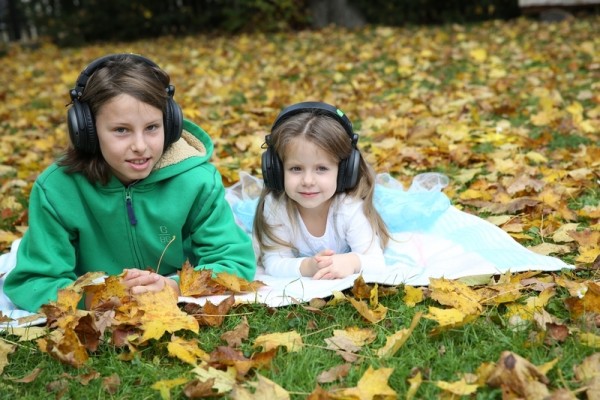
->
[1, 15, 599, 399]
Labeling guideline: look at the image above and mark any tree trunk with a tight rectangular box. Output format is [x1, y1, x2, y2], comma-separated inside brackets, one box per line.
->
[308, 0, 366, 29]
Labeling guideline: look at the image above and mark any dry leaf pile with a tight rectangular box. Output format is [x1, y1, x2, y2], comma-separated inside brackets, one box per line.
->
[0, 13, 599, 398]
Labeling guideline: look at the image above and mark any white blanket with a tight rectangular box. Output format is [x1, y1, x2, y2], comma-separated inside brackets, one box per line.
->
[1, 182, 571, 328]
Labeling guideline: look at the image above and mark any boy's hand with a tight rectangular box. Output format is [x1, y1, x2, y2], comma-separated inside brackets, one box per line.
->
[122, 268, 180, 297]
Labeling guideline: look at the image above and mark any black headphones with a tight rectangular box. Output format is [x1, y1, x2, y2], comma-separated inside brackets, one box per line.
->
[67, 53, 183, 154]
[262, 101, 361, 193]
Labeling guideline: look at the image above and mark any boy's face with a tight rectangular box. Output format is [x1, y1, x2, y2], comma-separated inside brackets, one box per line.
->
[95, 94, 165, 185]
[283, 137, 338, 216]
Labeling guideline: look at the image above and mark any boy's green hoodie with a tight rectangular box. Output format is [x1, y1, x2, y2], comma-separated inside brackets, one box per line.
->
[5, 120, 256, 312]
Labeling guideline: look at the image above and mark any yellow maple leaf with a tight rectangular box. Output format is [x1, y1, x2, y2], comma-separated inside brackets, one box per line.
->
[167, 335, 209, 365]
[505, 287, 556, 326]
[191, 365, 237, 395]
[429, 277, 483, 315]
[403, 285, 424, 307]
[0, 338, 16, 375]
[424, 306, 480, 334]
[477, 282, 523, 305]
[232, 373, 290, 400]
[376, 312, 422, 358]
[178, 261, 225, 297]
[576, 246, 600, 264]
[348, 297, 387, 323]
[253, 330, 303, 353]
[151, 377, 189, 399]
[38, 327, 89, 368]
[135, 287, 199, 343]
[213, 271, 265, 294]
[469, 48, 487, 62]
[406, 370, 422, 400]
[435, 378, 479, 395]
[329, 366, 397, 399]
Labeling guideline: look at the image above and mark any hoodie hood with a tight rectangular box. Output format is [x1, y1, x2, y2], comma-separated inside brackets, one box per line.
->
[155, 119, 214, 169]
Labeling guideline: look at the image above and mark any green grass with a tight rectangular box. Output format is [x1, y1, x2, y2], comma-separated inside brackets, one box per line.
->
[2, 281, 598, 399]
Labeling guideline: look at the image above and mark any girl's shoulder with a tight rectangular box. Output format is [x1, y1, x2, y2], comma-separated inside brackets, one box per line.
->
[334, 193, 364, 216]
[264, 193, 288, 218]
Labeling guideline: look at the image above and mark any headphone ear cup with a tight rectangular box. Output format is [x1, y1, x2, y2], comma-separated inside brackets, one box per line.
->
[67, 99, 97, 154]
[262, 147, 284, 192]
[337, 149, 361, 192]
[164, 97, 183, 147]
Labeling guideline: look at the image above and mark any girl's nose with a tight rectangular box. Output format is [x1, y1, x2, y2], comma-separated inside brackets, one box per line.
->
[302, 171, 315, 185]
[130, 131, 147, 152]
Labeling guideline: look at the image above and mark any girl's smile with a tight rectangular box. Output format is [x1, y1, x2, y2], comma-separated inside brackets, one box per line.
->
[283, 138, 338, 215]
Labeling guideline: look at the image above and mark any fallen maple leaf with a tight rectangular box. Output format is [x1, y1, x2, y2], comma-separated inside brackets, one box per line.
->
[424, 306, 480, 334]
[403, 285, 425, 307]
[167, 335, 209, 365]
[0, 338, 16, 374]
[328, 365, 397, 399]
[134, 287, 199, 343]
[151, 377, 189, 399]
[231, 373, 290, 400]
[191, 365, 237, 395]
[317, 363, 351, 384]
[486, 351, 551, 399]
[208, 346, 255, 379]
[435, 378, 479, 396]
[212, 271, 265, 294]
[37, 328, 89, 368]
[347, 297, 387, 323]
[220, 316, 249, 347]
[6, 367, 43, 383]
[429, 277, 483, 315]
[325, 327, 377, 362]
[573, 353, 600, 400]
[579, 332, 600, 348]
[193, 295, 235, 327]
[406, 370, 423, 400]
[179, 261, 225, 297]
[565, 282, 600, 319]
[253, 330, 303, 353]
[376, 312, 422, 358]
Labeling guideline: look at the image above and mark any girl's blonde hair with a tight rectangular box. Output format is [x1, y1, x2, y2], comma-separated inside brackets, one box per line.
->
[253, 111, 390, 254]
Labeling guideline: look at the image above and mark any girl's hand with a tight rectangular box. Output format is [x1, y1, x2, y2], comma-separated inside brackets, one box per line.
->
[300, 249, 335, 276]
[122, 268, 180, 297]
[313, 253, 360, 280]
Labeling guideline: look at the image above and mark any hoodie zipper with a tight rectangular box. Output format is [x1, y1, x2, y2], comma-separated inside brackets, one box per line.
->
[125, 182, 138, 225]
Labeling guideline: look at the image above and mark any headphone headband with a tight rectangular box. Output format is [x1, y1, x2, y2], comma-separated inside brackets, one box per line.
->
[67, 53, 183, 154]
[262, 101, 361, 193]
[271, 101, 356, 141]
[70, 53, 161, 101]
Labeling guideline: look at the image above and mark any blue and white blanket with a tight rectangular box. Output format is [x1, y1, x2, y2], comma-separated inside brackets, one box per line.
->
[1, 173, 571, 328]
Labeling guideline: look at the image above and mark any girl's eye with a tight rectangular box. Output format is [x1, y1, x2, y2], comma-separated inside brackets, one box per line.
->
[289, 166, 301, 172]
[147, 124, 159, 132]
[115, 127, 128, 134]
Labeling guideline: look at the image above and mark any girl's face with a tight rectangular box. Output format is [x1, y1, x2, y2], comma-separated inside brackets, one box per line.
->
[95, 94, 165, 185]
[283, 137, 338, 214]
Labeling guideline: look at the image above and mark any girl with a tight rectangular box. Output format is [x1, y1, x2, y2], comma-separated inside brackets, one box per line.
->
[253, 102, 391, 279]
[4, 54, 256, 312]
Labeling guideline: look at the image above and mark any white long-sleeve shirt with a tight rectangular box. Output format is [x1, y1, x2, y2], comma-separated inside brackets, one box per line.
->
[257, 193, 386, 277]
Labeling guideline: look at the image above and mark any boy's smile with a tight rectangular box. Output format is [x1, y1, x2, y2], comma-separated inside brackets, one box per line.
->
[95, 93, 165, 185]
